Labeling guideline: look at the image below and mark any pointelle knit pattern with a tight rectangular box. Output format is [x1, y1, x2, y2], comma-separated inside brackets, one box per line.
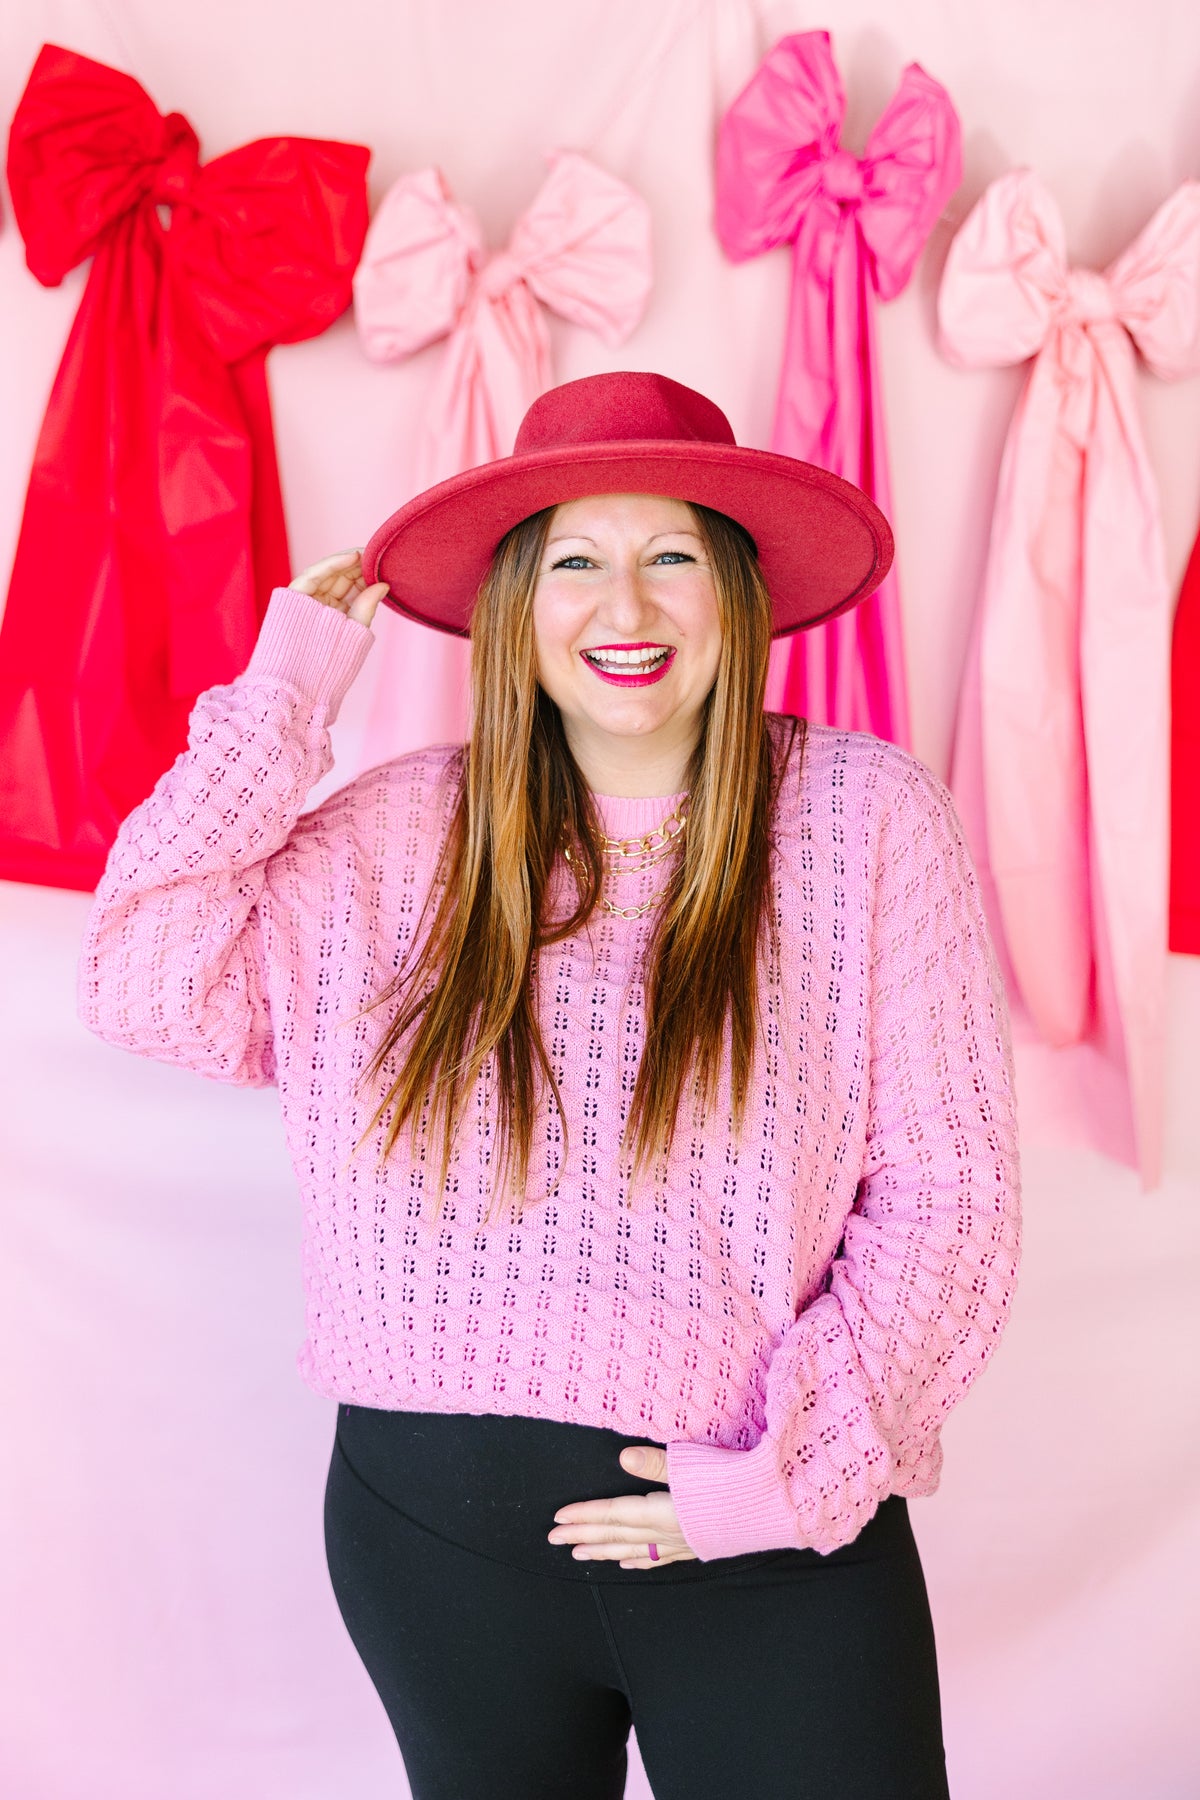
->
[78, 586, 1022, 1560]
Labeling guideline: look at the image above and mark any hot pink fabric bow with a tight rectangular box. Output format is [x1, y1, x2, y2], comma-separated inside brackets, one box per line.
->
[716, 30, 962, 747]
[351, 149, 651, 768]
[939, 168, 1200, 1187]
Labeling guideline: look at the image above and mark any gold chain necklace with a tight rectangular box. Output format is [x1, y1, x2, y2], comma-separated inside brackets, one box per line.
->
[562, 799, 689, 919]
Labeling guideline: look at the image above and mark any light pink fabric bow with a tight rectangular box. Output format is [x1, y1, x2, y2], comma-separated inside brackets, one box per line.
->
[939, 168, 1200, 1187]
[716, 30, 962, 747]
[355, 149, 652, 488]
[352, 149, 652, 769]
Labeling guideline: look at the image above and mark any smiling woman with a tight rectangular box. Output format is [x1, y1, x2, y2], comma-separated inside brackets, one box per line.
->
[532, 494, 725, 793]
[353, 484, 781, 1215]
[78, 370, 1020, 1800]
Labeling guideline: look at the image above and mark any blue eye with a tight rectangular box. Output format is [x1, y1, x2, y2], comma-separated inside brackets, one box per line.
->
[548, 549, 697, 571]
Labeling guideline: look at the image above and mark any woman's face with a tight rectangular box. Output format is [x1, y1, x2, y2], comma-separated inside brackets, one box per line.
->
[531, 493, 722, 786]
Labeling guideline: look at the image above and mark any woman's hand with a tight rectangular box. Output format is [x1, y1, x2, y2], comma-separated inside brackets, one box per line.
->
[547, 1444, 699, 1569]
[289, 549, 390, 629]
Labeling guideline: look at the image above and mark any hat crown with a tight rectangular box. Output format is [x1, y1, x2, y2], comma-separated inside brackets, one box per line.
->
[512, 371, 737, 456]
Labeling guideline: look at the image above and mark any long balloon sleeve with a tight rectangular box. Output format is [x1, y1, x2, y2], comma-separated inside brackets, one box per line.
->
[715, 30, 961, 747]
[0, 43, 369, 891]
[666, 754, 1020, 1557]
[351, 150, 652, 773]
[938, 169, 1200, 1188]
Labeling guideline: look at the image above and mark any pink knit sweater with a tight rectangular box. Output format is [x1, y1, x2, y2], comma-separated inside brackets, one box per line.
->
[78, 586, 1021, 1560]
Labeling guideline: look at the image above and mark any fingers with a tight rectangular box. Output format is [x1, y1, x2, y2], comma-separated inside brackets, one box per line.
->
[553, 1492, 675, 1533]
[307, 549, 362, 573]
[287, 549, 361, 595]
[570, 1539, 695, 1567]
[287, 547, 390, 628]
[620, 1444, 669, 1481]
[555, 1523, 691, 1557]
[347, 580, 389, 627]
[548, 1493, 695, 1564]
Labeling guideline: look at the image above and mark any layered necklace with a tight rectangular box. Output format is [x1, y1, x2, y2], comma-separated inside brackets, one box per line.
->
[562, 798, 689, 920]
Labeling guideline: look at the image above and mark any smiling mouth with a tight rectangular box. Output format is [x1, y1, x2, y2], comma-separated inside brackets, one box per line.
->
[581, 644, 674, 679]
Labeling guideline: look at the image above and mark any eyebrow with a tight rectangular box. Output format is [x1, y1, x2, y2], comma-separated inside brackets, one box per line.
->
[545, 530, 704, 547]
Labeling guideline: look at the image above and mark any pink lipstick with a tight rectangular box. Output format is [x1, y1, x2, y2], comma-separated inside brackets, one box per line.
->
[580, 642, 676, 687]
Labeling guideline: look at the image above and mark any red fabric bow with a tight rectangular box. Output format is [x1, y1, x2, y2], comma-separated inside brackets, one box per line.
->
[0, 44, 369, 890]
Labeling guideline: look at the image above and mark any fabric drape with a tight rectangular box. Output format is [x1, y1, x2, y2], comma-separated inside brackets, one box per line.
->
[715, 29, 961, 746]
[938, 167, 1200, 1187]
[0, 42, 369, 891]
[351, 149, 652, 771]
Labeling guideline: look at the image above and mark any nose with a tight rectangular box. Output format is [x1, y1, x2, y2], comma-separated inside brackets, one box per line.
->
[595, 562, 662, 635]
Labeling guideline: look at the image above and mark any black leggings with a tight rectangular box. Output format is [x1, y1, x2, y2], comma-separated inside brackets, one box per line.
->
[323, 1405, 950, 1800]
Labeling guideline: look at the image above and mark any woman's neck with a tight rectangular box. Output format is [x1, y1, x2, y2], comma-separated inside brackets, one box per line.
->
[561, 718, 697, 799]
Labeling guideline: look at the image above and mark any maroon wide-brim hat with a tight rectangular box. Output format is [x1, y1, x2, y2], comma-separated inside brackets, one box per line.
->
[361, 371, 893, 637]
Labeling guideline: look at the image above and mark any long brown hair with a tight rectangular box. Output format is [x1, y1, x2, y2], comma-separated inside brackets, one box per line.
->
[351, 500, 803, 1224]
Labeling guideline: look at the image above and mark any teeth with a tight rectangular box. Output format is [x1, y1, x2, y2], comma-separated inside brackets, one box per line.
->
[584, 647, 671, 669]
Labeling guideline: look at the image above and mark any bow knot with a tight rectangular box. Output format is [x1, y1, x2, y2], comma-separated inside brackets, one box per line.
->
[150, 114, 201, 207]
[1063, 266, 1116, 327]
[820, 147, 865, 206]
[937, 168, 1200, 375]
[477, 249, 523, 301]
[716, 32, 962, 303]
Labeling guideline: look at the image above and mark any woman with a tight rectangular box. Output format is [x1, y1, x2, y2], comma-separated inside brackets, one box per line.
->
[79, 372, 1021, 1798]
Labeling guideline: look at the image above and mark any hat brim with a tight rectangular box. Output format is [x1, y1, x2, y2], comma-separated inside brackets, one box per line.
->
[361, 440, 894, 638]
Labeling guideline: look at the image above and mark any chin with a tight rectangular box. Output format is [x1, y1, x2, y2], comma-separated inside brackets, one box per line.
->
[580, 701, 676, 739]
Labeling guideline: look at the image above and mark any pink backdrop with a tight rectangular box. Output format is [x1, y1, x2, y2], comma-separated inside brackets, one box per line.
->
[2, 2, 1199, 1795]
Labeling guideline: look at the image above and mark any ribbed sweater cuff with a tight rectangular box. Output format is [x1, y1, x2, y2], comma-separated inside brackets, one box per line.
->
[245, 587, 374, 724]
[665, 1433, 801, 1561]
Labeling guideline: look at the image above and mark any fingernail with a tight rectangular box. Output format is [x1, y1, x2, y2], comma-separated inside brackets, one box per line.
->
[626, 1449, 644, 1470]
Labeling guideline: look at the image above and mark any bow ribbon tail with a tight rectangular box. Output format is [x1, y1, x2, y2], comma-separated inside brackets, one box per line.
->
[357, 282, 552, 778]
[0, 212, 193, 887]
[1076, 326, 1170, 1186]
[235, 352, 294, 652]
[977, 344, 1093, 1050]
[770, 207, 911, 743]
[409, 282, 552, 490]
[770, 205, 859, 726]
[1170, 528, 1200, 953]
[770, 201, 846, 462]
[157, 270, 266, 697]
[853, 306, 910, 746]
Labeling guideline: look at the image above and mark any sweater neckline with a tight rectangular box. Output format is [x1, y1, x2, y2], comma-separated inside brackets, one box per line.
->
[589, 786, 689, 838]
